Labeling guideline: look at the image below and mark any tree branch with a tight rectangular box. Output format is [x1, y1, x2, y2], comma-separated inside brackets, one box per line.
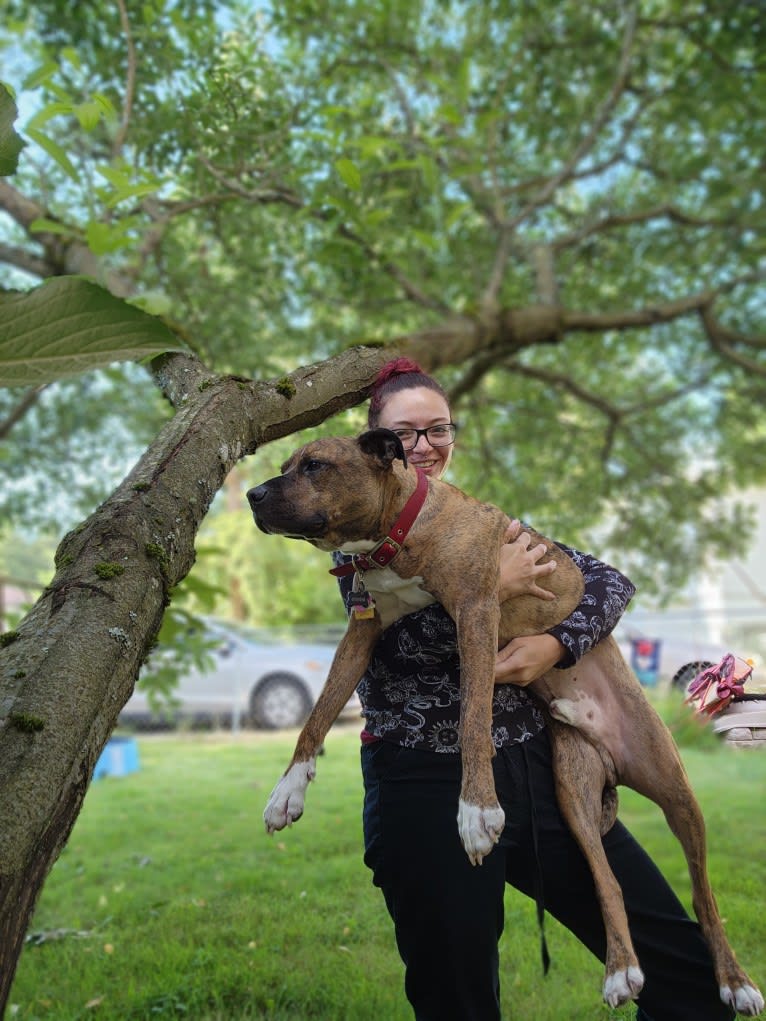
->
[0, 243, 53, 278]
[0, 179, 48, 232]
[700, 304, 766, 374]
[552, 203, 744, 251]
[112, 0, 137, 159]
[639, 16, 764, 75]
[196, 154, 304, 208]
[0, 385, 50, 440]
[564, 275, 765, 334]
[506, 359, 712, 418]
[0, 181, 104, 281]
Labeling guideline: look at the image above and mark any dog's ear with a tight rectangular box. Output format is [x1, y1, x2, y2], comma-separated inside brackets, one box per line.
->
[358, 428, 408, 470]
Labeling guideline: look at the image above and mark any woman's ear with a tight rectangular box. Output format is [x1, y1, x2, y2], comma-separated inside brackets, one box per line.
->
[357, 428, 408, 470]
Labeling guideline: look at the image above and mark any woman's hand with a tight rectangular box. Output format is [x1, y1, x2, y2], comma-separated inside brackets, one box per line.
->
[498, 519, 557, 602]
[494, 633, 565, 686]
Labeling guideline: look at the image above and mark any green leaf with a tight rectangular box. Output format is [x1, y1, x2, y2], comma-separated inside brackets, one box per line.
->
[28, 217, 78, 238]
[357, 135, 395, 159]
[444, 201, 472, 230]
[178, 574, 227, 612]
[418, 154, 440, 191]
[128, 290, 174, 317]
[456, 57, 471, 105]
[0, 83, 25, 176]
[104, 181, 162, 208]
[437, 103, 463, 125]
[92, 93, 118, 121]
[85, 220, 125, 255]
[96, 164, 132, 188]
[384, 158, 421, 172]
[334, 157, 362, 191]
[25, 101, 74, 132]
[25, 127, 78, 181]
[0, 278, 187, 387]
[73, 100, 105, 131]
[21, 60, 59, 90]
[60, 47, 82, 70]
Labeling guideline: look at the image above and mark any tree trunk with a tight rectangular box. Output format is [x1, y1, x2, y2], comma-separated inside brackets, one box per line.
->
[0, 345, 384, 1008]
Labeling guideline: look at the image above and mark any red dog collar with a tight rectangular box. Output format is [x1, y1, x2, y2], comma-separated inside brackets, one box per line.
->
[330, 469, 428, 577]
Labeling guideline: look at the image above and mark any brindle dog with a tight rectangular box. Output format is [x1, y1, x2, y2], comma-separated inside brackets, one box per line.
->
[247, 429, 763, 1015]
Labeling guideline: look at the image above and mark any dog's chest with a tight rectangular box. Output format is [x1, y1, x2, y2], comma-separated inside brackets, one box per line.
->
[339, 543, 435, 628]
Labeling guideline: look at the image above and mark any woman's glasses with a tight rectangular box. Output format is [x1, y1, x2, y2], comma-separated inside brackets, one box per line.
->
[392, 423, 458, 450]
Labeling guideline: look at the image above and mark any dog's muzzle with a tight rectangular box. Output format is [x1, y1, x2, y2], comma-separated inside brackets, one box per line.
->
[247, 484, 279, 534]
[246, 483, 327, 539]
[247, 484, 269, 512]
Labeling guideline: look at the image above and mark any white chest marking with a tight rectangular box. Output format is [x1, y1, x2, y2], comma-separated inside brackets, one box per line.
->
[338, 547, 436, 628]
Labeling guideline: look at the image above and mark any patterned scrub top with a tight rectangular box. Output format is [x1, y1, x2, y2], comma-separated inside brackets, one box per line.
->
[332, 543, 636, 753]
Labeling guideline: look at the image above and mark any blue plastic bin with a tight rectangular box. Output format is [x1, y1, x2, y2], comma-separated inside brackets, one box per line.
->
[93, 736, 140, 779]
[630, 638, 662, 687]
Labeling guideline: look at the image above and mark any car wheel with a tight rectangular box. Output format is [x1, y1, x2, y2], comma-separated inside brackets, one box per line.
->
[671, 661, 714, 692]
[250, 673, 313, 730]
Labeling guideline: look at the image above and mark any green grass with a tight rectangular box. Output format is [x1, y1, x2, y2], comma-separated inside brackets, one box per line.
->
[8, 724, 766, 1021]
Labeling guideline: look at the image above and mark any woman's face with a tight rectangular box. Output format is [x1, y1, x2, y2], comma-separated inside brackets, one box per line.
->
[376, 386, 454, 479]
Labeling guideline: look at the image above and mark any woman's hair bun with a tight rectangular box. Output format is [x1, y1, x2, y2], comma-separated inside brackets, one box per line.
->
[372, 357, 425, 391]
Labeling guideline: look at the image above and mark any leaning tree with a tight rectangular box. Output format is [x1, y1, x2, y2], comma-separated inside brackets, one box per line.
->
[0, 1, 764, 1007]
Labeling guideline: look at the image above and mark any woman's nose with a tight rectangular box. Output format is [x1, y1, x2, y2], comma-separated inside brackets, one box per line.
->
[412, 432, 433, 453]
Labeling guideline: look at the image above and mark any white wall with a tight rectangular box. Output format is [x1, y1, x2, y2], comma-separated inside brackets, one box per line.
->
[625, 489, 766, 662]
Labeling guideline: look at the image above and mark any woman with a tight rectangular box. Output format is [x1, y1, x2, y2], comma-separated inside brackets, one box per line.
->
[334, 358, 734, 1021]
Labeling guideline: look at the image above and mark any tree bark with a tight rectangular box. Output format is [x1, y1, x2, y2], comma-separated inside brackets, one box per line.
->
[0, 344, 384, 1008]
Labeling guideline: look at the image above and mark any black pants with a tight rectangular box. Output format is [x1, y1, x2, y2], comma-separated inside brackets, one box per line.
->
[361, 729, 735, 1021]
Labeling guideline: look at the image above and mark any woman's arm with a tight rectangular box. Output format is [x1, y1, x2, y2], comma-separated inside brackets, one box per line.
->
[495, 538, 636, 686]
[546, 544, 636, 666]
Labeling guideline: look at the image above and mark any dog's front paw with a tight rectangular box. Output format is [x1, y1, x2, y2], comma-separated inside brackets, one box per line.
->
[457, 800, 505, 865]
[720, 983, 764, 1017]
[263, 759, 316, 834]
[603, 966, 644, 1007]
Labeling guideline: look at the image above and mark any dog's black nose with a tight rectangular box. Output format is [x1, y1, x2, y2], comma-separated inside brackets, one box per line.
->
[247, 485, 268, 510]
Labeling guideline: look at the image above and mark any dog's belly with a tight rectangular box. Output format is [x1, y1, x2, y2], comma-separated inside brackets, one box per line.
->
[531, 637, 639, 779]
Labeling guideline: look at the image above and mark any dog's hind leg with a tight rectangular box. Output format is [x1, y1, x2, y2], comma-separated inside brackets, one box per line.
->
[623, 729, 764, 1017]
[547, 720, 645, 1008]
[263, 614, 381, 834]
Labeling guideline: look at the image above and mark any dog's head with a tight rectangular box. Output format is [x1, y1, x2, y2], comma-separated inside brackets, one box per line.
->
[246, 429, 408, 550]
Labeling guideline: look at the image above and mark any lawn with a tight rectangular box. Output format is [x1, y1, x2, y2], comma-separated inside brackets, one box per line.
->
[8, 723, 766, 1020]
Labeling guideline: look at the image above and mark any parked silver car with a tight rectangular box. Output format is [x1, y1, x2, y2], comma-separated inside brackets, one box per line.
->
[120, 621, 359, 730]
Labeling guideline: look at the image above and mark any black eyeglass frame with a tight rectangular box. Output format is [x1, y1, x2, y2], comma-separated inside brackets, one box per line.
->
[392, 423, 458, 451]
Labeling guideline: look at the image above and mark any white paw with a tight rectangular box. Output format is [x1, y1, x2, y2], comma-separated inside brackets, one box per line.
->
[603, 966, 644, 1007]
[457, 800, 505, 865]
[263, 759, 316, 834]
[720, 984, 765, 1017]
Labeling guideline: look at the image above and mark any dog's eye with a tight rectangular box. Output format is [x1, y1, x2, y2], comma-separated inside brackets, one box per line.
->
[303, 459, 324, 474]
